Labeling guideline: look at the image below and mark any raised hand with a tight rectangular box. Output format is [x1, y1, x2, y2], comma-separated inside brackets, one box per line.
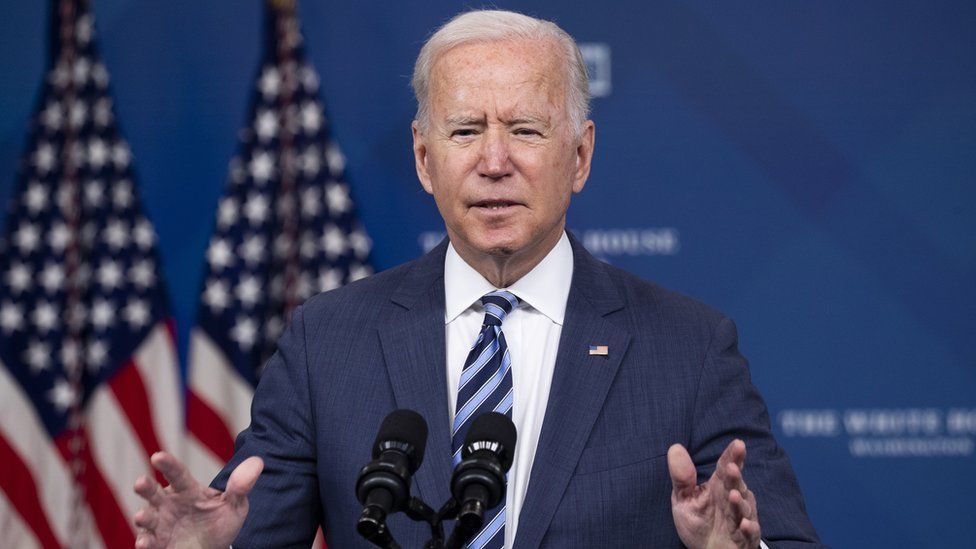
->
[668, 439, 761, 549]
[133, 452, 263, 549]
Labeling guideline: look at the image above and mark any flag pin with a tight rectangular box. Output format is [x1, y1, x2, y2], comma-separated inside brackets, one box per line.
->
[588, 345, 609, 356]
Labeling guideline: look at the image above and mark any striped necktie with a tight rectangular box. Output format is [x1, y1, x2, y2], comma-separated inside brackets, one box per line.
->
[452, 290, 519, 548]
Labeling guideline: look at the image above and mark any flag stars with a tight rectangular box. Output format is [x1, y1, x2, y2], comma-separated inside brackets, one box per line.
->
[326, 183, 351, 214]
[299, 64, 320, 92]
[321, 225, 347, 259]
[33, 142, 57, 173]
[60, 340, 81, 370]
[236, 275, 262, 308]
[239, 234, 266, 266]
[318, 268, 342, 292]
[84, 179, 105, 208]
[88, 138, 109, 170]
[48, 222, 71, 253]
[231, 316, 258, 350]
[0, 301, 24, 333]
[40, 262, 65, 294]
[112, 141, 131, 168]
[300, 101, 323, 134]
[255, 109, 279, 142]
[129, 259, 156, 289]
[40, 101, 64, 131]
[204, 279, 230, 313]
[217, 197, 239, 228]
[300, 146, 321, 177]
[207, 238, 234, 271]
[87, 340, 109, 371]
[69, 101, 88, 130]
[91, 298, 115, 330]
[32, 301, 60, 333]
[94, 98, 113, 127]
[349, 229, 372, 259]
[301, 187, 322, 218]
[5, 262, 32, 294]
[113, 180, 133, 209]
[243, 193, 270, 225]
[91, 63, 110, 89]
[349, 263, 373, 282]
[258, 66, 282, 98]
[103, 219, 130, 250]
[25, 340, 51, 374]
[249, 151, 275, 184]
[133, 219, 156, 249]
[123, 299, 151, 329]
[24, 182, 49, 215]
[325, 142, 346, 175]
[48, 378, 77, 412]
[97, 259, 123, 290]
[72, 56, 92, 85]
[14, 222, 42, 253]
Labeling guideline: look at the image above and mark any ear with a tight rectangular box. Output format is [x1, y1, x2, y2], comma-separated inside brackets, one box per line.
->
[572, 120, 595, 193]
[412, 121, 434, 195]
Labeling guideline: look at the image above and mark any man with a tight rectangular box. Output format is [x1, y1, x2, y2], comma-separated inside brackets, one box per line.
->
[134, 10, 822, 548]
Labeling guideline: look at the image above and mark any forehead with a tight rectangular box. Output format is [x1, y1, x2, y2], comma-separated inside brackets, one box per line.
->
[429, 38, 567, 116]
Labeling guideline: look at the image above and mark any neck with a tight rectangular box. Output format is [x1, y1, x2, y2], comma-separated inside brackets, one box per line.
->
[451, 228, 564, 288]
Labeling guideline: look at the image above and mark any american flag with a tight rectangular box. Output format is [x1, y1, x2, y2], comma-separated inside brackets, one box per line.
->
[0, 1, 182, 547]
[185, 0, 372, 503]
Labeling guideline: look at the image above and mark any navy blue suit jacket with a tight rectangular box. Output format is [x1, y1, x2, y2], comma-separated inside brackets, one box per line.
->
[214, 235, 823, 548]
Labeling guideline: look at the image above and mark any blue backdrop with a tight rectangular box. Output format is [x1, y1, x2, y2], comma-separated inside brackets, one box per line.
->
[1, 1, 974, 546]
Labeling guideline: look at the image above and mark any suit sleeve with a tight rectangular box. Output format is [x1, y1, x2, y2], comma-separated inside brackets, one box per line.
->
[211, 303, 322, 548]
[690, 316, 825, 548]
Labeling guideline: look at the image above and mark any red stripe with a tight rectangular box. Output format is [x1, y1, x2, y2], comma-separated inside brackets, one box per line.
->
[55, 429, 135, 549]
[186, 389, 236, 462]
[0, 433, 61, 549]
[109, 359, 166, 485]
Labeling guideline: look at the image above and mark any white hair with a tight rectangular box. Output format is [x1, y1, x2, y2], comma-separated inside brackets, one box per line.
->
[411, 9, 590, 137]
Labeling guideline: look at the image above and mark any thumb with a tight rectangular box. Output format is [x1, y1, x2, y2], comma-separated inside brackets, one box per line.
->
[225, 457, 264, 505]
[667, 444, 697, 496]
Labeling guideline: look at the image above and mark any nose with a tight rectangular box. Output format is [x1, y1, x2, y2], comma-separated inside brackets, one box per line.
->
[477, 128, 513, 181]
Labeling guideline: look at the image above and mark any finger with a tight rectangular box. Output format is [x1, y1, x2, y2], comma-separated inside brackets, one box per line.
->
[225, 456, 264, 506]
[728, 489, 752, 523]
[151, 451, 196, 492]
[133, 507, 158, 531]
[667, 444, 697, 496]
[135, 529, 158, 549]
[716, 439, 746, 473]
[739, 517, 761, 543]
[133, 474, 164, 507]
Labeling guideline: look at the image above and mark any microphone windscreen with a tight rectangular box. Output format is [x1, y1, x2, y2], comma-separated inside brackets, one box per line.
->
[373, 409, 429, 467]
[465, 412, 517, 470]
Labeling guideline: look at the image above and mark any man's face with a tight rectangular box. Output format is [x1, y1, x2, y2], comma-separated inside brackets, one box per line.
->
[412, 38, 594, 267]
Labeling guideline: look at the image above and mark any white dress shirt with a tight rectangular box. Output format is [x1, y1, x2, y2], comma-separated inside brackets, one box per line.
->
[444, 232, 573, 549]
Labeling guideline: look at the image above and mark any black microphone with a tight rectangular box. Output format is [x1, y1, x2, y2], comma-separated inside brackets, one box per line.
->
[356, 409, 428, 542]
[448, 412, 517, 546]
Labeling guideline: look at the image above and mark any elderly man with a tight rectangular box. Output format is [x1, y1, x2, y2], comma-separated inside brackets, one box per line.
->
[134, 10, 821, 549]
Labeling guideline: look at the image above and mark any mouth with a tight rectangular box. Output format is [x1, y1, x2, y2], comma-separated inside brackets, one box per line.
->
[471, 199, 521, 211]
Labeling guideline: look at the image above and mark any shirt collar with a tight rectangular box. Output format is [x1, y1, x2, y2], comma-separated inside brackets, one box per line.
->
[444, 231, 573, 325]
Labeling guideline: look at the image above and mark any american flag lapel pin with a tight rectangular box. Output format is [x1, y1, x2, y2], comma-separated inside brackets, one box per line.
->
[589, 345, 609, 356]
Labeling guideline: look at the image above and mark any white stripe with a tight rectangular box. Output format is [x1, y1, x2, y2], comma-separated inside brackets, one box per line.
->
[133, 323, 183, 459]
[188, 328, 255, 437]
[0, 361, 72, 546]
[87, 385, 151, 525]
[186, 435, 226, 486]
[0, 489, 40, 549]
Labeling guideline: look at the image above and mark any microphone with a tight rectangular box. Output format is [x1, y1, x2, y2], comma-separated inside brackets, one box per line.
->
[356, 409, 429, 542]
[449, 412, 517, 546]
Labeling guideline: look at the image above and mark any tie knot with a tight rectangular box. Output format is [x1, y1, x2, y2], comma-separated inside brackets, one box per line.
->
[480, 290, 519, 326]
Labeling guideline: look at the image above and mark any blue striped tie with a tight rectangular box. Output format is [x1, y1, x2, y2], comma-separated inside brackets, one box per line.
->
[452, 290, 519, 549]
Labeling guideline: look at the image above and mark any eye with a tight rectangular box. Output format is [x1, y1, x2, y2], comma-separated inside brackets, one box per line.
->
[451, 128, 478, 138]
[513, 128, 542, 137]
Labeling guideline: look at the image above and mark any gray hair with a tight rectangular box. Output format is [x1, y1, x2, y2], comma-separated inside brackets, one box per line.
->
[411, 9, 590, 137]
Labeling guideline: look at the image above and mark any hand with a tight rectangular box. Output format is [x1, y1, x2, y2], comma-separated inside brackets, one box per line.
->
[668, 439, 761, 549]
[132, 452, 264, 549]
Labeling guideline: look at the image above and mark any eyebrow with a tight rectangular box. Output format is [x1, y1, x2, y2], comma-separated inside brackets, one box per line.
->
[445, 115, 485, 126]
[506, 116, 548, 126]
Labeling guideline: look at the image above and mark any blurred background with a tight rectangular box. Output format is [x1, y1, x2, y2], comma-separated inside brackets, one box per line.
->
[1, 1, 973, 547]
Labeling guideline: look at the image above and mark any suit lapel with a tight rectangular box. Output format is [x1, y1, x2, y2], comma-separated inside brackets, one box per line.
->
[514, 236, 632, 549]
[377, 241, 454, 505]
